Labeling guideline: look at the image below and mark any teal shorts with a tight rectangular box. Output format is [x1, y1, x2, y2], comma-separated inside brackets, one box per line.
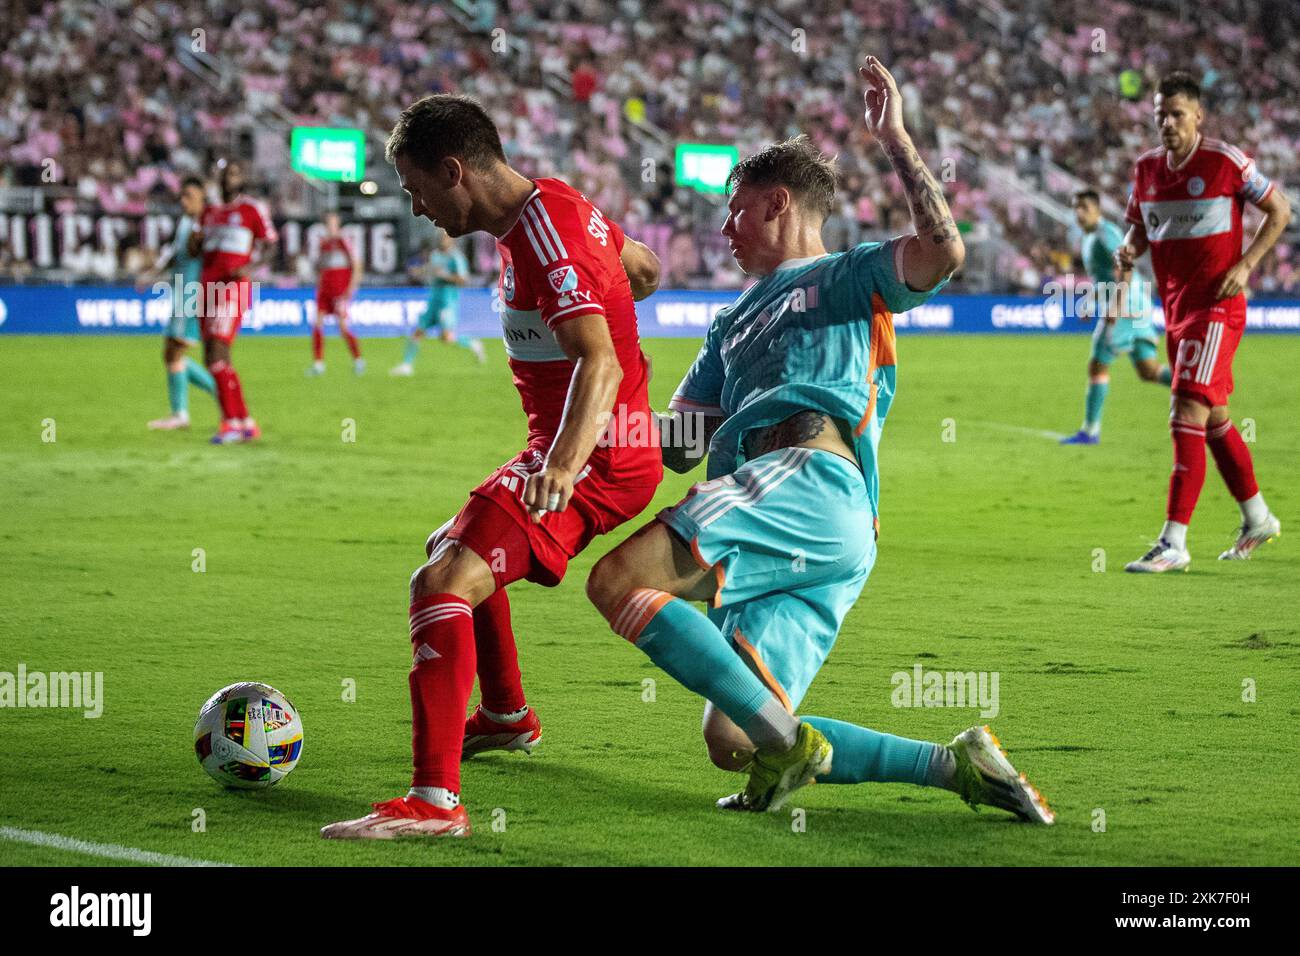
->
[658, 447, 875, 711]
[418, 298, 457, 333]
[165, 312, 200, 342]
[1091, 318, 1160, 366]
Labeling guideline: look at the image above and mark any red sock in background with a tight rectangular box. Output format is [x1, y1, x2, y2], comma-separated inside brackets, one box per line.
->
[311, 326, 324, 361]
[408, 594, 476, 792]
[1206, 419, 1259, 502]
[342, 328, 361, 360]
[209, 360, 249, 421]
[473, 588, 526, 714]
[1167, 420, 1207, 523]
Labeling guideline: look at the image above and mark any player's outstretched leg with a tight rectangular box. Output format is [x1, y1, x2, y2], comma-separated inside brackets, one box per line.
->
[321, 540, 497, 840]
[708, 710, 1053, 824]
[391, 330, 422, 376]
[1061, 360, 1109, 445]
[1207, 417, 1281, 559]
[1126, 410, 1202, 572]
[588, 522, 830, 813]
[340, 319, 364, 375]
[150, 355, 192, 430]
[307, 323, 326, 376]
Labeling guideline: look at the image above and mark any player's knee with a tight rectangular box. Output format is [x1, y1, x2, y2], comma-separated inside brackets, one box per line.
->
[704, 729, 752, 771]
[410, 560, 451, 602]
[586, 550, 631, 620]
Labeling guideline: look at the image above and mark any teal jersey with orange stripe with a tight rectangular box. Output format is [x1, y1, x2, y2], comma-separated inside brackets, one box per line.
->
[669, 237, 948, 522]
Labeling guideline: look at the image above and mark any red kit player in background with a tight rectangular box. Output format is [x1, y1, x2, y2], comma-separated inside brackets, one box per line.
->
[322, 94, 664, 839]
[189, 159, 278, 445]
[307, 211, 365, 377]
[1119, 72, 1292, 573]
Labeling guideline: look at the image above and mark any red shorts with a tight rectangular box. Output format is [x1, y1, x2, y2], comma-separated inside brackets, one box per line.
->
[200, 279, 252, 343]
[316, 288, 351, 320]
[446, 447, 661, 588]
[1166, 302, 1245, 407]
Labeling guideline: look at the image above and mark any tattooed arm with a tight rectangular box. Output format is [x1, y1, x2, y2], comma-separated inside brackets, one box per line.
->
[860, 56, 965, 290]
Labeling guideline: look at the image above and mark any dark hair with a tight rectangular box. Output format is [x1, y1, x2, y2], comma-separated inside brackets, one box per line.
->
[180, 176, 205, 192]
[1072, 189, 1100, 206]
[386, 94, 507, 172]
[727, 135, 837, 222]
[1157, 71, 1201, 102]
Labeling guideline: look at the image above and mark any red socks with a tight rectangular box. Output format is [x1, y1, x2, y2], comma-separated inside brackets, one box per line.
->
[1207, 420, 1259, 503]
[1167, 420, 1207, 523]
[311, 327, 324, 361]
[209, 360, 248, 420]
[473, 589, 526, 714]
[342, 329, 361, 360]
[408, 594, 476, 792]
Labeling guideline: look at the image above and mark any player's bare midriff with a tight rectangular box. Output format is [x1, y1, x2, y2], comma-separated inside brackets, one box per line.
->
[743, 410, 858, 467]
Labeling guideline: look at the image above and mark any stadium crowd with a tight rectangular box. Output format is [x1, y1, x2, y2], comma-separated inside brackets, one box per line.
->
[1, 0, 1296, 293]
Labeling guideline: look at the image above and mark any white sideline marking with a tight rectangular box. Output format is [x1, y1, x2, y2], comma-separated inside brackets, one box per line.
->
[0, 826, 232, 867]
[969, 420, 1070, 441]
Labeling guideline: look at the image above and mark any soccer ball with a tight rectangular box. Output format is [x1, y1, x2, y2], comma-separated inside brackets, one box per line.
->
[194, 681, 304, 789]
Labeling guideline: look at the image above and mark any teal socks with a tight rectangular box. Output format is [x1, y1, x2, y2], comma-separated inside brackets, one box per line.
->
[1084, 378, 1109, 433]
[631, 597, 796, 749]
[167, 369, 188, 415]
[186, 357, 216, 394]
[802, 716, 942, 786]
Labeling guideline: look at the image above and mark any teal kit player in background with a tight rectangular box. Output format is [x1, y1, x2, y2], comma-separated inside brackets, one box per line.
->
[390, 229, 485, 375]
[140, 176, 219, 430]
[1060, 189, 1171, 445]
[586, 57, 1054, 822]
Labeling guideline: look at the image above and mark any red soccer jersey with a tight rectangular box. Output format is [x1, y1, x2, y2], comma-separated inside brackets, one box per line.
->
[317, 236, 354, 296]
[1125, 136, 1274, 317]
[495, 178, 656, 474]
[199, 195, 277, 283]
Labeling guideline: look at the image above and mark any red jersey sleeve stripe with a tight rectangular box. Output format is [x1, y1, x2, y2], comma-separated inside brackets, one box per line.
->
[547, 302, 605, 322]
[521, 210, 555, 265]
[532, 202, 569, 259]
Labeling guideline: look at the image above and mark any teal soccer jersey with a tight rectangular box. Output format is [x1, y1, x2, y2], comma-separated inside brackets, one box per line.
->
[1080, 218, 1157, 363]
[660, 237, 947, 708]
[668, 237, 947, 524]
[166, 215, 203, 340]
[428, 248, 467, 309]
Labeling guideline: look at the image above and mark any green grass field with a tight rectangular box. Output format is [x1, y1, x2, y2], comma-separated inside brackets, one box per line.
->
[1, 333, 1296, 867]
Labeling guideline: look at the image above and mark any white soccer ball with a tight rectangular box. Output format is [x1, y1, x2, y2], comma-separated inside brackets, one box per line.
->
[194, 681, 304, 789]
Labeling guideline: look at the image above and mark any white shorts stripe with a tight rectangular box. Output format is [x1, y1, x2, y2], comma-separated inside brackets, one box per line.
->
[690, 447, 811, 529]
[1197, 322, 1223, 385]
[683, 450, 797, 528]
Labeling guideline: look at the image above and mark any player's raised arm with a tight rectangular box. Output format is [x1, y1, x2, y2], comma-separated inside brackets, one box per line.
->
[620, 237, 661, 301]
[523, 314, 624, 522]
[859, 56, 965, 290]
[1216, 186, 1292, 300]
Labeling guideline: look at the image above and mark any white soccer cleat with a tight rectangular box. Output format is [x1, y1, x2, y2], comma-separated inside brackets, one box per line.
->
[949, 725, 1055, 825]
[1219, 514, 1281, 560]
[320, 796, 470, 840]
[147, 414, 190, 430]
[306, 362, 325, 377]
[389, 363, 414, 377]
[1125, 539, 1191, 574]
[469, 339, 487, 364]
[353, 358, 366, 376]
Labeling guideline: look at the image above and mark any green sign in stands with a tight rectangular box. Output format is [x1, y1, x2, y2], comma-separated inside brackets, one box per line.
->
[291, 127, 366, 183]
[675, 143, 739, 195]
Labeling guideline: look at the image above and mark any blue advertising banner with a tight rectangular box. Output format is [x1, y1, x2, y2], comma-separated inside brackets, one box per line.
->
[2, 285, 1300, 336]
